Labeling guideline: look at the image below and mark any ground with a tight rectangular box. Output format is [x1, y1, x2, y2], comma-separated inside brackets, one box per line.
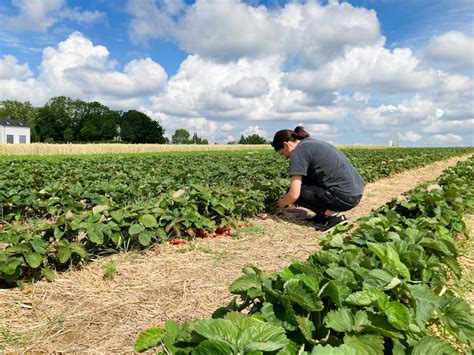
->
[0, 154, 472, 352]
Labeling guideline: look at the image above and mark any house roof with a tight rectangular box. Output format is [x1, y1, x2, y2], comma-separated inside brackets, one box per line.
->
[0, 119, 29, 128]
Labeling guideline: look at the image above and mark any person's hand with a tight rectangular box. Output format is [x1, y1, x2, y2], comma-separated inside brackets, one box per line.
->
[277, 196, 288, 209]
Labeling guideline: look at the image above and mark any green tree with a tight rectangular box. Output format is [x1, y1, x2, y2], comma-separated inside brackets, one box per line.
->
[36, 97, 75, 142]
[63, 128, 74, 142]
[0, 100, 39, 141]
[172, 129, 191, 144]
[239, 133, 268, 144]
[190, 132, 209, 144]
[119, 110, 165, 143]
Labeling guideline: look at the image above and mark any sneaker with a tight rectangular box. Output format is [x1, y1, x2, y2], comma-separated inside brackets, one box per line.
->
[315, 214, 348, 232]
[305, 213, 327, 225]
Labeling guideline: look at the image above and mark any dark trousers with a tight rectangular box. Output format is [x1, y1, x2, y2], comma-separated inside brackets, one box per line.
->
[296, 185, 362, 214]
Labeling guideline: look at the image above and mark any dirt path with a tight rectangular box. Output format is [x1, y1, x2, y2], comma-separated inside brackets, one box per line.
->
[0, 154, 472, 352]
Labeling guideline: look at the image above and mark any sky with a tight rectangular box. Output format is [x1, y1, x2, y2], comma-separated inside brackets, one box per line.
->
[0, 0, 473, 146]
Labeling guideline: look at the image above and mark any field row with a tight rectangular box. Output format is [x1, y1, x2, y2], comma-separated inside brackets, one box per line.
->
[135, 156, 474, 353]
[0, 147, 472, 285]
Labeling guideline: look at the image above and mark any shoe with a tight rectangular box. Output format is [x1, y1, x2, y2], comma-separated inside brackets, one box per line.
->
[306, 213, 327, 225]
[315, 214, 348, 232]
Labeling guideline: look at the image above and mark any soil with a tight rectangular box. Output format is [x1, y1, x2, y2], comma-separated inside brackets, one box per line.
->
[0, 154, 472, 352]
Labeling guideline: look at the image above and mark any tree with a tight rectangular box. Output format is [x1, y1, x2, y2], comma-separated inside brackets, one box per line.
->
[63, 128, 74, 142]
[172, 129, 191, 144]
[239, 134, 268, 144]
[0, 100, 39, 141]
[191, 132, 209, 144]
[119, 110, 165, 143]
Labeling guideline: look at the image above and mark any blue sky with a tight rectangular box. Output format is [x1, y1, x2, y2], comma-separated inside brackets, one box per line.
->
[0, 0, 472, 146]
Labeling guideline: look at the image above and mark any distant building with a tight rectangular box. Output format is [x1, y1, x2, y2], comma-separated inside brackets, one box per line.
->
[0, 119, 31, 144]
[389, 139, 400, 147]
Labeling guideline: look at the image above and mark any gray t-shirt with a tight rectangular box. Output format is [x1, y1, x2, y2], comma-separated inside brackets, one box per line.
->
[289, 138, 364, 197]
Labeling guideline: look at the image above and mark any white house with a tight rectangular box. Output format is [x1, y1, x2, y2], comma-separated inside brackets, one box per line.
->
[0, 119, 31, 144]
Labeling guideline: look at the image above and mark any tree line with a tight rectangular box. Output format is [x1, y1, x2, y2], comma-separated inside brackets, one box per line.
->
[0, 97, 268, 144]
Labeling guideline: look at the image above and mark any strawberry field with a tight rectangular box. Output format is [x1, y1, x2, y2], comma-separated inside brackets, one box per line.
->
[0, 147, 473, 285]
[135, 156, 474, 354]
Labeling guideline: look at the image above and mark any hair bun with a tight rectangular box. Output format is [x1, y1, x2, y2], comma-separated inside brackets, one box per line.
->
[294, 126, 310, 140]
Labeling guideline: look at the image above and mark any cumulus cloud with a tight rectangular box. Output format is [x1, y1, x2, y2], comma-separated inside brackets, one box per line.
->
[7, 0, 105, 32]
[225, 77, 269, 98]
[0, 54, 32, 80]
[127, 0, 381, 65]
[398, 130, 422, 142]
[242, 125, 268, 138]
[432, 133, 464, 144]
[286, 46, 439, 94]
[0, 32, 167, 108]
[425, 31, 474, 70]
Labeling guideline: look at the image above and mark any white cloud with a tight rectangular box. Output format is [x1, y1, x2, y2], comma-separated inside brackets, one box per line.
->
[398, 130, 422, 142]
[286, 45, 439, 94]
[7, 0, 105, 32]
[242, 125, 268, 138]
[432, 133, 464, 143]
[0, 55, 32, 80]
[127, 0, 381, 65]
[225, 77, 269, 98]
[0, 32, 167, 108]
[425, 31, 474, 70]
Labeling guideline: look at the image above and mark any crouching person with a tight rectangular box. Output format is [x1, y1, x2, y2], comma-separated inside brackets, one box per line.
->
[272, 126, 364, 232]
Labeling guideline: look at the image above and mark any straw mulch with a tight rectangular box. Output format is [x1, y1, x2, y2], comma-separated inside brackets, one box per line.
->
[0, 154, 472, 352]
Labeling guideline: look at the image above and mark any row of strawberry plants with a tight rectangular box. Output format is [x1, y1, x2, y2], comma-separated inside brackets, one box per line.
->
[0, 148, 472, 285]
[1, 148, 471, 222]
[134, 157, 474, 354]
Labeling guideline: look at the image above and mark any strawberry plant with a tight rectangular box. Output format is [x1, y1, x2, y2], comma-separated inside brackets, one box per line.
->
[134, 157, 474, 353]
[0, 148, 472, 285]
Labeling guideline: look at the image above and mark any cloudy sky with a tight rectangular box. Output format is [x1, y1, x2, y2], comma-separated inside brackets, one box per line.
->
[0, 0, 472, 146]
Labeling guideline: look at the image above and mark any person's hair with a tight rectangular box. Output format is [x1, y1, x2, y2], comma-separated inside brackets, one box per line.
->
[271, 126, 310, 151]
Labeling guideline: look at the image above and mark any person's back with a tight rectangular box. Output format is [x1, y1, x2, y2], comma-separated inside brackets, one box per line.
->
[290, 138, 364, 197]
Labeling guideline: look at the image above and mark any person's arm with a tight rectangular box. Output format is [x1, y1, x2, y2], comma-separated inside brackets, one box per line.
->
[278, 175, 302, 208]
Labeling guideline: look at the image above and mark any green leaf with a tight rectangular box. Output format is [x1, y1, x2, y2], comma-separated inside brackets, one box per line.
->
[239, 322, 288, 352]
[58, 246, 72, 264]
[193, 319, 239, 351]
[384, 302, 410, 331]
[324, 309, 350, 333]
[139, 214, 158, 228]
[192, 340, 232, 355]
[129, 223, 144, 235]
[111, 210, 124, 223]
[320, 280, 351, 307]
[345, 287, 387, 307]
[134, 327, 165, 352]
[30, 237, 47, 254]
[411, 336, 457, 355]
[407, 284, 442, 329]
[229, 273, 261, 294]
[138, 231, 153, 246]
[41, 267, 55, 281]
[3, 258, 23, 275]
[92, 204, 108, 215]
[296, 316, 316, 344]
[70, 243, 88, 258]
[439, 297, 474, 346]
[284, 279, 323, 312]
[363, 269, 395, 289]
[24, 252, 43, 268]
[311, 344, 355, 355]
[343, 334, 384, 355]
[87, 228, 104, 244]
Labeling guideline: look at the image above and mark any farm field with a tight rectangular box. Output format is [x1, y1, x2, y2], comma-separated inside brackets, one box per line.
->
[1, 147, 473, 286]
[0, 153, 472, 352]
